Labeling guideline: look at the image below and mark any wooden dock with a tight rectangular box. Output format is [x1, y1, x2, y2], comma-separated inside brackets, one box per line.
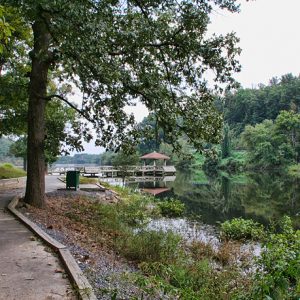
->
[48, 165, 176, 177]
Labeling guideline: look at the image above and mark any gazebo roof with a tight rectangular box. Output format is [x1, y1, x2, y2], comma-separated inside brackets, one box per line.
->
[140, 151, 170, 160]
[142, 188, 170, 195]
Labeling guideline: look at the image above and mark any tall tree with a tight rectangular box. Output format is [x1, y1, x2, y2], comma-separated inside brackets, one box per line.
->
[137, 113, 165, 154]
[275, 110, 300, 162]
[3, 1, 242, 207]
[9, 136, 27, 170]
[221, 123, 231, 158]
[241, 119, 294, 169]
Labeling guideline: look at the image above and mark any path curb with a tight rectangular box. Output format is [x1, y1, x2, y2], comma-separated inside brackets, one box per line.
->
[8, 194, 97, 300]
[0, 177, 26, 189]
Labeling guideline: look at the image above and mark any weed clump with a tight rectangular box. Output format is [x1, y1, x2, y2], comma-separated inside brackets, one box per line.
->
[220, 217, 265, 241]
[157, 198, 185, 217]
[117, 230, 183, 263]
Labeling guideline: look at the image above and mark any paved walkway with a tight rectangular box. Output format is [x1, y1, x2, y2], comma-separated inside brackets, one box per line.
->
[0, 182, 76, 299]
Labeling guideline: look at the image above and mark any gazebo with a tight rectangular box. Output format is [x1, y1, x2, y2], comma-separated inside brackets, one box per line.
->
[139, 151, 176, 175]
[140, 151, 170, 167]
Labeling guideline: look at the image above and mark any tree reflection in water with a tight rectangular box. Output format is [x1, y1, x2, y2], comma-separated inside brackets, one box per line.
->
[130, 170, 300, 228]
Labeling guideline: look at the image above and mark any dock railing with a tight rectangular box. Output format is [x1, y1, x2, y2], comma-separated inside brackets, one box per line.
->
[49, 165, 175, 176]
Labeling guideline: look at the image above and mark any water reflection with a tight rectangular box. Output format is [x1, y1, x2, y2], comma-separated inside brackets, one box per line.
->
[127, 170, 300, 228]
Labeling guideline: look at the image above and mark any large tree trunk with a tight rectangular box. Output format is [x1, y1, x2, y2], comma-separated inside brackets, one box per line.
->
[24, 17, 51, 207]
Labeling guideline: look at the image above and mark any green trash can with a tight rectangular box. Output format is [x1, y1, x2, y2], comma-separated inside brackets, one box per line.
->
[66, 171, 80, 190]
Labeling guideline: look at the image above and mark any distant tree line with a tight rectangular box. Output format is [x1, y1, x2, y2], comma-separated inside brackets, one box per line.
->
[222, 73, 300, 134]
[215, 73, 300, 170]
[4, 73, 300, 172]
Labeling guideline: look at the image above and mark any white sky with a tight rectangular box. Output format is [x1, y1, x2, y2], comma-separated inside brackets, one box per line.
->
[210, 0, 300, 87]
[80, 0, 300, 153]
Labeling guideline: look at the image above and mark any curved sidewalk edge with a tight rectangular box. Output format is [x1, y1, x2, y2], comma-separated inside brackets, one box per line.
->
[0, 177, 26, 189]
[8, 194, 97, 300]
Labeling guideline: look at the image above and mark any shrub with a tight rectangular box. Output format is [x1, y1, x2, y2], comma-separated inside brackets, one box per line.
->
[2, 163, 14, 168]
[157, 198, 185, 217]
[252, 216, 300, 299]
[220, 217, 264, 241]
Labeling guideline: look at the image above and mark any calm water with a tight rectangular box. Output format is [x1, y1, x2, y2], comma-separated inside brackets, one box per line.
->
[125, 170, 300, 228]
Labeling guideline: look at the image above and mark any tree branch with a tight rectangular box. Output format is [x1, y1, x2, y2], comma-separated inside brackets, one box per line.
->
[45, 94, 95, 123]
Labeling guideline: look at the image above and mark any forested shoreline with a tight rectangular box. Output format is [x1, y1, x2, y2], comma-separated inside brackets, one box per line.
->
[3, 73, 300, 174]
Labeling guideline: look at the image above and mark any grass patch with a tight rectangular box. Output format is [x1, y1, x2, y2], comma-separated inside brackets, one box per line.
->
[117, 230, 183, 263]
[60, 176, 98, 184]
[0, 163, 26, 179]
[79, 176, 98, 184]
[134, 256, 251, 299]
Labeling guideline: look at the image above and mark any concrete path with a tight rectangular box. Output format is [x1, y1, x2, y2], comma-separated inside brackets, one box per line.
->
[0, 186, 76, 299]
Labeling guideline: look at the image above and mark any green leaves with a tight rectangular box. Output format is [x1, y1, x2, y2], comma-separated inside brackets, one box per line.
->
[253, 216, 300, 299]
[5, 0, 241, 153]
[0, 5, 13, 53]
[220, 217, 265, 241]
[241, 110, 300, 169]
[157, 198, 185, 217]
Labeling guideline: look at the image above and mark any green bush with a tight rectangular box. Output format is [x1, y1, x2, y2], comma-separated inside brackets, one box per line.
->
[203, 155, 220, 174]
[2, 163, 14, 168]
[121, 199, 152, 227]
[220, 216, 300, 300]
[220, 217, 265, 241]
[251, 216, 300, 299]
[157, 198, 185, 217]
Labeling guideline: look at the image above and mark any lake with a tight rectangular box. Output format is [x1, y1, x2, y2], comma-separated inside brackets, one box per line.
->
[53, 163, 300, 228]
[123, 170, 300, 229]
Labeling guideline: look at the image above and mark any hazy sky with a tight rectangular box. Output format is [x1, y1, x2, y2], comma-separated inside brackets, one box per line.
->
[81, 0, 300, 153]
[210, 0, 300, 87]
